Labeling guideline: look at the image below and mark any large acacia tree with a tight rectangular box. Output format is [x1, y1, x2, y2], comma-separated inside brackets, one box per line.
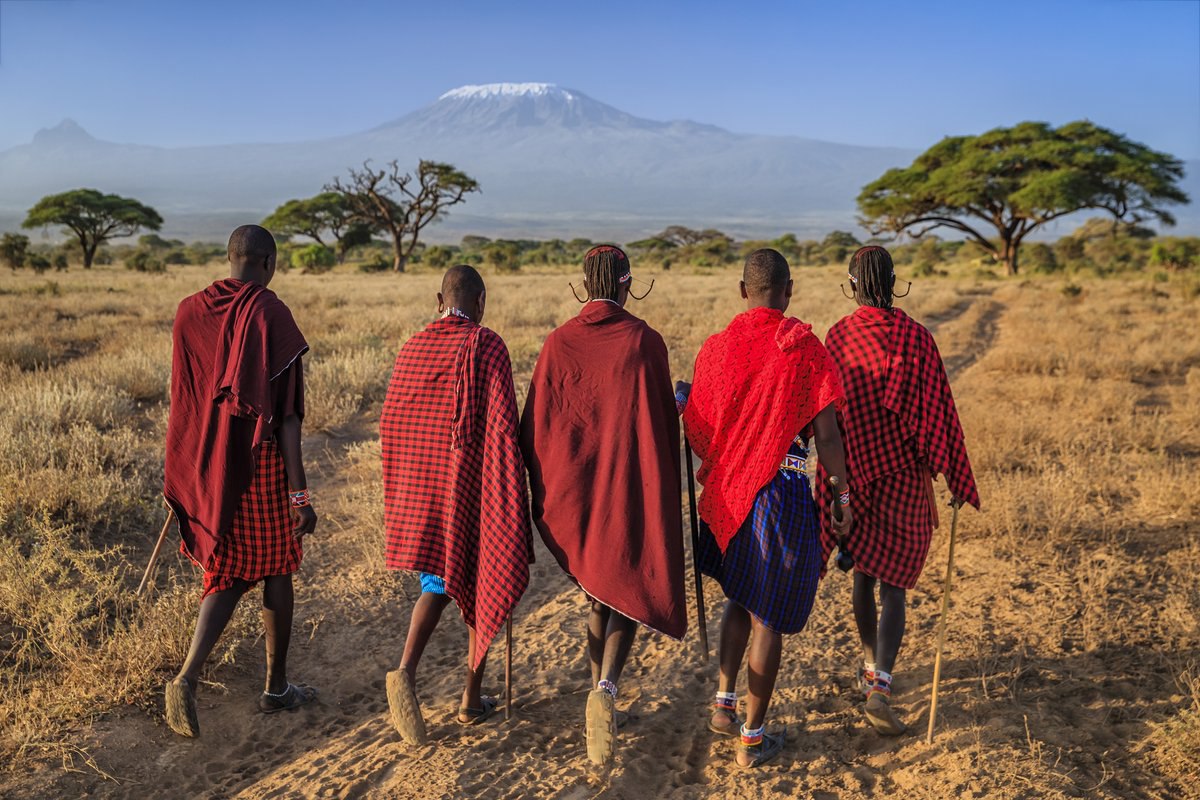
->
[23, 189, 163, 269]
[858, 121, 1188, 275]
[262, 192, 374, 263]
[326, 160, 478, 272]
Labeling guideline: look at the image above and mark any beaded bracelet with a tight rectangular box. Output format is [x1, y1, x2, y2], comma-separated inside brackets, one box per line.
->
[838, 490, 851, 507]
[289, 489, 312, 508]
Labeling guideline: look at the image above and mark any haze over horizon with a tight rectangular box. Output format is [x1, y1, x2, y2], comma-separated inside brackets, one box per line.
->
[1, 0, 1197, 159]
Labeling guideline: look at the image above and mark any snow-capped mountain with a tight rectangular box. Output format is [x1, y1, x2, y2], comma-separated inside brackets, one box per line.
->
[2, 84, 1194, 241]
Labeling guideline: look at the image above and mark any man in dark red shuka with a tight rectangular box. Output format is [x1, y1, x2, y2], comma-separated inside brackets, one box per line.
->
[681, 248, 853, 768]
[162, 224, 318, 738]
[521, 245, 686, 767]
[378, 265, 532, 745]
[819, 245, 980, 737]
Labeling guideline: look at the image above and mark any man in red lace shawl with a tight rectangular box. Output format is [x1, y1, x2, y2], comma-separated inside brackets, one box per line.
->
[163, 224, 318, 738]
[820, 245, 980, 736]
[379, 265, 532, 745]
[682, 248, 852, 768]
[521, 245, 686, 766]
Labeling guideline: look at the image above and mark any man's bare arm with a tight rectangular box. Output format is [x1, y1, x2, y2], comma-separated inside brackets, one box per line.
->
[276, 414, 317, 536]
[812, 404, 853, 536]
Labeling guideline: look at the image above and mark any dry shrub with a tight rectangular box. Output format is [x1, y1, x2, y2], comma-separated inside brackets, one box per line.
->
[0, 513, 254, 764]
[303, 346, 391, 432]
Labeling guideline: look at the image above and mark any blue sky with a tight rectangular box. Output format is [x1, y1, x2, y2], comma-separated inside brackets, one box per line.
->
[1, 0, 1197, 158]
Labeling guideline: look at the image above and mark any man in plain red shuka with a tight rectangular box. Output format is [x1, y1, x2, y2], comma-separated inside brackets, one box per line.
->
[520, 245, 686, 767]
[819, 245, 980, 737]
[162, 224, 318, 738]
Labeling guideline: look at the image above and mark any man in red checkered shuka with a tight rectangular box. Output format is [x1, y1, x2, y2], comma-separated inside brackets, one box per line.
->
[162, 225, 319, 738]
[379, 265, 532, 746]
[819, 245, 979, 737]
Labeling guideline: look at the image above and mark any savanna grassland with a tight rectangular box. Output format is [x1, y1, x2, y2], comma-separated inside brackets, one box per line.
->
[0, 259, 1197, 799]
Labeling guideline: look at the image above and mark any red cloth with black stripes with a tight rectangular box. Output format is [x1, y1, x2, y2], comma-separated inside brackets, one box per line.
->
[682, 306, 844, 553]
[164, 278, 308, 571]
[818, 305, 979, 588]
[520, 301, 687, 639]
[199, 438, 302, 597]
[381, 316, 532, 669]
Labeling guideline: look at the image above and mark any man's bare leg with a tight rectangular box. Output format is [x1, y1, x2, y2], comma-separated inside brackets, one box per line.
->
[852, 571, 878, 666]
[736, 615, 783, 767]
[458, 627, 490, 720]
[174, 580, 250, 688]
[400, 592, 452, 683]
[165, 581, 249, 736]
[599, 607, 638, 686]
[863, 580, 908, 735]
[262, 574, 294, 694]
[587, 601, 611, 685]
[875, 582, 906, 674]
[711, 601, 751, 731]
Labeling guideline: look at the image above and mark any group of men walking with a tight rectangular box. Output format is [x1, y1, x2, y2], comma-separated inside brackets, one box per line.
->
[161, 225, 978, 771]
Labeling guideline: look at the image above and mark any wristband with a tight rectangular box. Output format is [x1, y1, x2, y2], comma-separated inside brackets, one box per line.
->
[289, 489, 312, 508]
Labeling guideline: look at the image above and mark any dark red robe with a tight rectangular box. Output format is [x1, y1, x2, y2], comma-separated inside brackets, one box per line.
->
[520, 301, 686, 639]
[381, 316, 532, 669]
[164, 278, 308, 568]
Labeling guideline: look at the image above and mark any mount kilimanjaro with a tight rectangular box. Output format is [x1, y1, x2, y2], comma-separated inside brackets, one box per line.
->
[1, 83, 1196, 241]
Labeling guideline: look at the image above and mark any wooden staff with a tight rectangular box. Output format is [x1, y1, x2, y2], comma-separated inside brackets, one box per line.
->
[136, 502, 175, 596]
[683, 438, 709, 660]
[926, 499, 963, 744]
[505, 616, 513, 721]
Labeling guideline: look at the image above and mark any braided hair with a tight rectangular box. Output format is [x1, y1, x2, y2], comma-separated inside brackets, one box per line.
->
[583, 245, 630, 302]
[848, 245, 896, 309]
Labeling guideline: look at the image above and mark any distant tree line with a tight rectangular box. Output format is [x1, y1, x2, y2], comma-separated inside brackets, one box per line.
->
[2, 120, 1191, 277]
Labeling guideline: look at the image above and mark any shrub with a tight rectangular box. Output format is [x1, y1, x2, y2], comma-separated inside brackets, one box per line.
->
[125, 249, 165, 273]
[291, 244, 336, 274]
[0, 233, 29, 270]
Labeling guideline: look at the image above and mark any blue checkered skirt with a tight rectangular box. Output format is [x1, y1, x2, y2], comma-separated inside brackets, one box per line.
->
[697, 443, 822, 634]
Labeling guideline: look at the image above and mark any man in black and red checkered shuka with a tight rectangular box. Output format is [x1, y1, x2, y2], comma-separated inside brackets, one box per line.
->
[378, 264, 532, 745]
[817, 245, 979, 737]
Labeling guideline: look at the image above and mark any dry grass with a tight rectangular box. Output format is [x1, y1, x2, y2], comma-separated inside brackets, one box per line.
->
[0, 260, 1196, 797]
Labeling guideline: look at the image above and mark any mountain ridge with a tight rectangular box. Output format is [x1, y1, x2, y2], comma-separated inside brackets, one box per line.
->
[1, 84, 1195, 241]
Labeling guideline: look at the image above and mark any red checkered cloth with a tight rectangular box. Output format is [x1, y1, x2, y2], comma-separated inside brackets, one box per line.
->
[818, 305, 979, 588]
[185, 438, 302, 597]
[683, 307, 844, 553]
[381, 316, 532, 670]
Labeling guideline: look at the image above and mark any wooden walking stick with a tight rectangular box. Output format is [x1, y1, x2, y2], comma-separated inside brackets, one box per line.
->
[926, 498, 963, 744]
[683, 437, 709, 660]
[136, 501, 175, 596]
[505, 616, 513, 721]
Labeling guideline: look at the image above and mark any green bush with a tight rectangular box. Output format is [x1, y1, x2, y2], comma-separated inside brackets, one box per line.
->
[126, 249, 165, 273]
[291, 244, 336, 274]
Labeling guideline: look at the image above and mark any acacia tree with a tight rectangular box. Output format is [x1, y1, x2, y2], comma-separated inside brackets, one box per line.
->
[23, 189, 162, 269]
[857, 121, 1188, 275]
[326, 160, 479, 272]
[262, 192, 375, 263]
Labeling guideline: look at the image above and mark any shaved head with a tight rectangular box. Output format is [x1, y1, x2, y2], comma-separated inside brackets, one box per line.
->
[742, 248, 790, 295]
[441, 264, 485, 307]
[227, 224, 276, 266]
